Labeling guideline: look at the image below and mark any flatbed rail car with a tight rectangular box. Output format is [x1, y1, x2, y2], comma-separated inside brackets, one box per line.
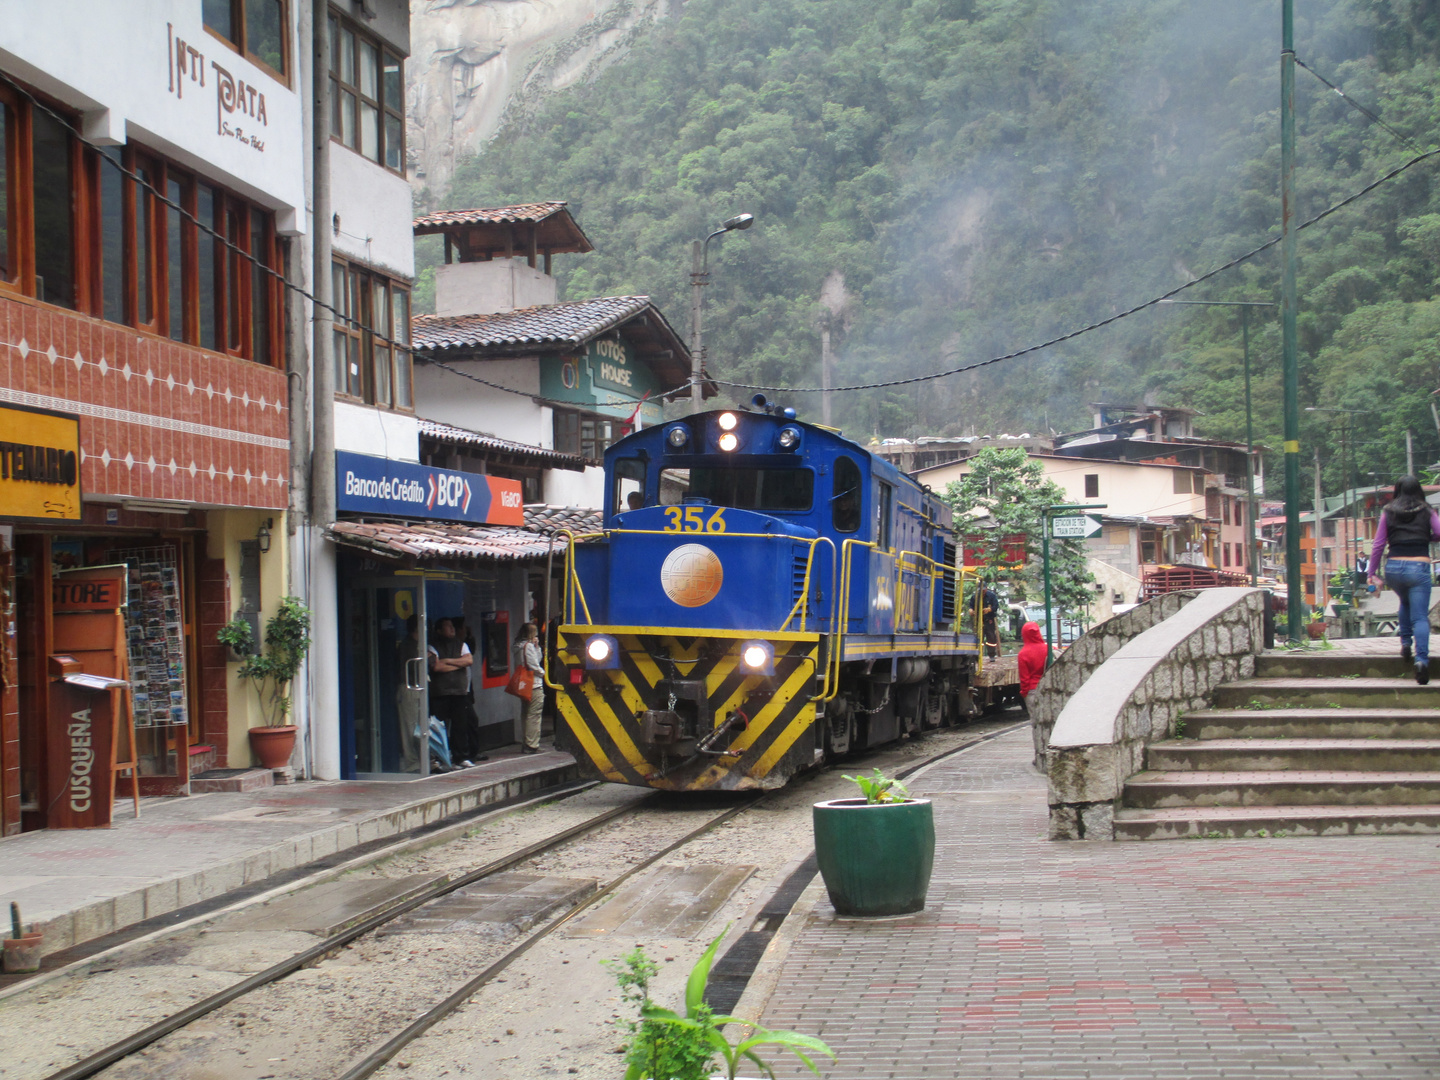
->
[544, 401, 1019, 791]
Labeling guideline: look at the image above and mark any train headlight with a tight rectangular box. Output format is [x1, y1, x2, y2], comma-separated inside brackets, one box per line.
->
[584, 634, 620, 670]
[777, 426, 801, 450]
[665, 425, 689, 450]
[718, 412, 739, 431]
[718, 431, 739, 452]
[739, 640, 775, 675]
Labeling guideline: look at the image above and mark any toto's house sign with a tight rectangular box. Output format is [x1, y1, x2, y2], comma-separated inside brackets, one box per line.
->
[336, 451, 524, 526]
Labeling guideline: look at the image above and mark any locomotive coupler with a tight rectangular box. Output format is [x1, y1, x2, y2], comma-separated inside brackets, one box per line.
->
[639, 678, 709, 749]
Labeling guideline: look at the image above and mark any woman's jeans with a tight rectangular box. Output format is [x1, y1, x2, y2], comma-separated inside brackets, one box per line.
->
[1384, 560, 1434, 664]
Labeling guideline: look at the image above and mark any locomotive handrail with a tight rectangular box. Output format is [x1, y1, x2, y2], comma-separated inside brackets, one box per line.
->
[779, 536, 837, 635]
[959, 565, 985, 675]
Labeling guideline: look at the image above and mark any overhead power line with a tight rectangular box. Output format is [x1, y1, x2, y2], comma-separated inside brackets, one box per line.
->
[717, 144, 1440, 396]
[1294, 55, 1424, 153]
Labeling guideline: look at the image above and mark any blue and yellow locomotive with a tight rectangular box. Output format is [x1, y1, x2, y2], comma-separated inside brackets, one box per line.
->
[546, 398, 991, 791]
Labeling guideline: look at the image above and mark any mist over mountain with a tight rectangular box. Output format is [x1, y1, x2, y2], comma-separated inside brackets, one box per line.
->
[420, 0, 1440, 492]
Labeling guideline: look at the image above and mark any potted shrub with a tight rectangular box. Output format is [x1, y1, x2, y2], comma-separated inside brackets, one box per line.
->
[812, 769, 934, 917]
[218, 597, 312, 769]
[1306, 609, 1328, 641]
[608, 927, 833, 1079]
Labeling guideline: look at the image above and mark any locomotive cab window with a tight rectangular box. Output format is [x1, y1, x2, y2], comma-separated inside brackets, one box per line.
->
[613, 458, 646, 515]
[876, 481, 893, 549]
[832, 456, 862, 533]
[683, 466, 813, 512]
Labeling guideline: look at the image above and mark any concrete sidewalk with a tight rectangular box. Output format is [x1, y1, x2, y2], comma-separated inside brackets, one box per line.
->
[758, 724, 1440, 1079]
[0, 748, 576, 959]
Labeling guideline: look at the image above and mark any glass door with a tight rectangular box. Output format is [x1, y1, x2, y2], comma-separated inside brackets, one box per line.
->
[342, 576, 428, 778]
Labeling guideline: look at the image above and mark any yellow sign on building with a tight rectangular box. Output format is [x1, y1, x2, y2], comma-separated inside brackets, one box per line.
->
[0, 404, 82, 521]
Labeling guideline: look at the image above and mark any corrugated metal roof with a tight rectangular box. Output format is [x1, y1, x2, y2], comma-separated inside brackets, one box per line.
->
[412, 296, 653, 352]
[418, 419, 591, 470]
[415, 203, 575, 229]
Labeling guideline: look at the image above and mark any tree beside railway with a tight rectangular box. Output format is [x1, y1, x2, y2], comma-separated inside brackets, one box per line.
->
[944, 447, 1095, 630]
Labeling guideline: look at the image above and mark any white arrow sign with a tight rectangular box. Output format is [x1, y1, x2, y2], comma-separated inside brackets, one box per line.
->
[1050, 514, 1103, 539]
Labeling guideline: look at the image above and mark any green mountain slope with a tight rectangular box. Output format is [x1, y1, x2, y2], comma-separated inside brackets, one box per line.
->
[433, 0, 1440, 490]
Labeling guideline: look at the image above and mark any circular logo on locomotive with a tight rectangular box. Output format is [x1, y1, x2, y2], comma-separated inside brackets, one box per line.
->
[660, 543, 724, 607]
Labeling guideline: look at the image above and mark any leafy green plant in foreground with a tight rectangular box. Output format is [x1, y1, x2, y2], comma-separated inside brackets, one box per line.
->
[842, 768, 910, 804]
[609, 929, 835, 1080]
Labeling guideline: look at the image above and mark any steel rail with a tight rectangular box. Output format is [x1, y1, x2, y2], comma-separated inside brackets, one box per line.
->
[336, 793, 765, 1080]
[38, 784, 643, 1080]
[340, 718, 1028, 1080]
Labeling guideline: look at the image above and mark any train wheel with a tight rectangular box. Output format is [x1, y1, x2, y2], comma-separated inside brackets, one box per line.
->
[822, 700, 853, 758]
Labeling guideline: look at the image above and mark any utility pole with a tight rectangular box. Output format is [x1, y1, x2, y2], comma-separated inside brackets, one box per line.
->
[689, 240, 705, 415]
[1407, 429, 1415, 475]
[1314, 446, 1325, 611]
[1281, 0, 1304, 639]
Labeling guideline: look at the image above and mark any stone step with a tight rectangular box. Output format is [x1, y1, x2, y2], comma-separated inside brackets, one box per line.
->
[1184, 708, 1440, 740]
[1122, 769, 1440, 808]
[1254, 652, 1412, 679]
[1212, 678, 1433, 710]
[1113, 804, 1440, 840]
[1147, 738, 1440, 772]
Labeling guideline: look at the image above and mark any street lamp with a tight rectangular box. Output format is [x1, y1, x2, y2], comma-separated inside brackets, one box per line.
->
[1157, 299, 1275, 587]
[689, 213, 755, 415]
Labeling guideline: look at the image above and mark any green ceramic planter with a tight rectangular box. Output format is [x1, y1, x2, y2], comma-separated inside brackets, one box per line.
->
[812, 797, 935, 916]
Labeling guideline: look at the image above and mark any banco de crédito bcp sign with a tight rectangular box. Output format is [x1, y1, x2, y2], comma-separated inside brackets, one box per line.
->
[336, 451, 524, 526]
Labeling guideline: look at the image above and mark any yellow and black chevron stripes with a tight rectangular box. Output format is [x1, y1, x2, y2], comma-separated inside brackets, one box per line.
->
[555, 627, 821, 791]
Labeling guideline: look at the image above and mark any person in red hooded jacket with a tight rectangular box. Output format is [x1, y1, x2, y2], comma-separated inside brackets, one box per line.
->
[1017, 621, 1049, 711]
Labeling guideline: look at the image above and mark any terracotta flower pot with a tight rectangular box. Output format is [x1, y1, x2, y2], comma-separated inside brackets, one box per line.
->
[3, 932, 44, 974]
[1306, 620, 1327, 640]
[248, 725, 298, 769]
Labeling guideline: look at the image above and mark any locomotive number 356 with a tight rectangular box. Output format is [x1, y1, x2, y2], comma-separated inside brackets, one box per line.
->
[662, 506, 727, 533]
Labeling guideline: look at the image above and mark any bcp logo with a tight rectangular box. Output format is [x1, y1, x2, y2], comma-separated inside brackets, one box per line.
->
[427, 472, 472, 514]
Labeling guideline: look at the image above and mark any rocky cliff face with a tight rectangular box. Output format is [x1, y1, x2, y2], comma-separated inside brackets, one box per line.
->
[407, 0, 674, 201]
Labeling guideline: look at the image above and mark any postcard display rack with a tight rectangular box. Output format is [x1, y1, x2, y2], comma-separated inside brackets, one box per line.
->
[114, 546, 189, 777]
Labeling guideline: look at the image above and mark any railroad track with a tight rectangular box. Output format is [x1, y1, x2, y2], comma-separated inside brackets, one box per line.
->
[26, 718, 1026, 1080]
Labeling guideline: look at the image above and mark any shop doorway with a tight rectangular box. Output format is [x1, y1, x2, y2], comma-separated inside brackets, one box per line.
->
[339, 576, 430, 779]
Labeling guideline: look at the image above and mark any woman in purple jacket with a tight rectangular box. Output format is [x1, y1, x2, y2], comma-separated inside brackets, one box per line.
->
[1367, 475, 1440, 685]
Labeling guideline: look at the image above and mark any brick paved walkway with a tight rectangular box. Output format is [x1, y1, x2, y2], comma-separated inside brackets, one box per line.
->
[760, 727, 1440, 1079]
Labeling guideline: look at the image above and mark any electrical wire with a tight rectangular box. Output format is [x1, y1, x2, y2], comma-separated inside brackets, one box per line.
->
[715, 144, 1440, 396]
[1294, 55, 1425, 153]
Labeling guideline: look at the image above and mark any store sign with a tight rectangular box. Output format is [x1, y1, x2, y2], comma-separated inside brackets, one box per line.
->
[0, 404, 81, 521]
[336, 452, 524, 526]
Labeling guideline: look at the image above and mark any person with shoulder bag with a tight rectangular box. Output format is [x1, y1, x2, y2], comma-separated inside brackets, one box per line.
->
[509, 622, 546, 753]
[1367, 475, 1440, 685]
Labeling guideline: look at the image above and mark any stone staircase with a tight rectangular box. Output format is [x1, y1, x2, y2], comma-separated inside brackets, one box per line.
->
[1113, 648, 1440, 839]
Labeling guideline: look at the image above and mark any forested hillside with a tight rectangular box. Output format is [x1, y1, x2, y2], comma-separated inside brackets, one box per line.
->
[426, 0, 1440, 493]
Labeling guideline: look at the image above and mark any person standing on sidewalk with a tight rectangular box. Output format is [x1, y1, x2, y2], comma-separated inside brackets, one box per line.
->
[1367, 475, 1440, 685]
[514, 622, 546, 753]
[428, 617, 476, 767]
[1017, 620, 1049, 713]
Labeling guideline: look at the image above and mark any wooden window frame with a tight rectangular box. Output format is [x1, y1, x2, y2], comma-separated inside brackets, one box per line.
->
[0, 83, 32, 296]
[328, 9, 405, 176]
[331, 256, 413, 410]
[203, 0, 292, 87]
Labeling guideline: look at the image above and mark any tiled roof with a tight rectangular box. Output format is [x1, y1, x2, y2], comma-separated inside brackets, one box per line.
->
[524, 504, 603, 535]
[329, 520, 562, 564]
[412, 296, 653, 352]
[414, 203, 569, 229]
[328, 505, 603, 564]
[418, 419, 590, 470]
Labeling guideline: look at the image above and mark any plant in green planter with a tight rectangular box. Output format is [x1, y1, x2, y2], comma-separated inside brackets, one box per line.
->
[813, 768, 935, 917]
[608, 928, 834, 1080]
[218, 597, 311, 768]
[842, 768, 910, 804]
